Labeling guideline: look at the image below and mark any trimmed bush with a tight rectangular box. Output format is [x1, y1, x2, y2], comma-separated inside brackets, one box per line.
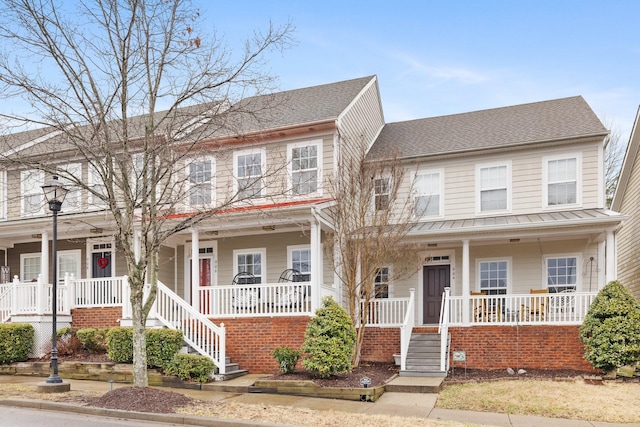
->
[301, 297, 356, 378]
[272, 346, 301, 374]
[146, 329, 183, 369]
[165, 353, 216, 383]
[106, 327, 133, 362]
[579, 280, 640, 373]
[0, 323, 34, 364]
[76, 328, 109, 353]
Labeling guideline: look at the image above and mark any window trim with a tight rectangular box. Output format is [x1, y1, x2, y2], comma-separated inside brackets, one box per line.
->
[88, 164, 108, 209]
[20, 252, 41, 282]
[543, 253, 581, 292]
[374, 266, 392, 298]
[288, 245, 311, 282]
[186, 156, 216, 209]
[21, 169, 44, 217]
[543, 153, 582, 209]
[287, 139, 323, 196]
[373, 175, 391, 211]
[57, 249, 82, 286]
[233, 148, 266, 199]
[60, 163, 82, 213]
[233, 248, 266, 283]
[476, 257, 511, 294]
[414, 169, 444, 218]
[476, 162, 511, 215]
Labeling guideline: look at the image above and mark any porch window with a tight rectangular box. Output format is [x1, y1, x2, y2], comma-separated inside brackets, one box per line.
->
[374, 267, 390, 298]
[234, 249, 264, 283]
[478, 260, 508, 295]
[234, 149, 264, 199]
[58, 250, 81, 286]
[477, 163, 510, 213]
[545, 155, 580, 207]
[415, 171, 442, 217]
[290, 247, 311, 281]
[21, 170, 44, 217]
[20, 253, 41, 282]
[374, 177, 390, 211]
[546, 256, 577, 292]
[290, 141, 320, 195]
[187, 158, 214, 207]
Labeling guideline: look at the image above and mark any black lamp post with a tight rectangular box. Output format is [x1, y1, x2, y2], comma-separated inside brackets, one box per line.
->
[42, 175, 68, 384]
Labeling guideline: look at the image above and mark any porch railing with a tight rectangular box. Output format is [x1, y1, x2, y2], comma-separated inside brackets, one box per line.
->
[2, 276, 70, 317]
[446, 291, 597, 326]
[360, 296, 411, 326]
[399, 288, 415, 371]
[197, 282, 313, 318]
[72, 276, 125, 308]
[438, 288, 451, 371]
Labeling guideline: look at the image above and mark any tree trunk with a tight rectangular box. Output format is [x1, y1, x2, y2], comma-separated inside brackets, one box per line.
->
[131, 290, 148, 387]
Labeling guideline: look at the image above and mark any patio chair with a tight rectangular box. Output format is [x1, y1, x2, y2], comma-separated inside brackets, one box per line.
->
[231, 272, 259, 312]
[549, 288, 576, 315]
[274, 269, 305, 308]
[471, 291, 502, 322]
[521, 288, 548, 321]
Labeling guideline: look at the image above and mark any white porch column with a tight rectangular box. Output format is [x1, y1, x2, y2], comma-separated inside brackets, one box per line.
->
[462, 239, 470, 325]
[191, 228, 200, 308]
[310, 219, 321, 313]
[40, 231, 49, 284]
[597, 240, 606, 291]
[605, 230, 615, 287]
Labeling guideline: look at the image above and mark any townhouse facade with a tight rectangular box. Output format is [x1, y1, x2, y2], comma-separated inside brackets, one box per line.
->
[0, 75, 622, 376]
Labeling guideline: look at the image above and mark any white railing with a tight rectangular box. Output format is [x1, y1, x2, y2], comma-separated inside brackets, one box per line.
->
[197, 282, 313, 318]
[360, 296, 411, 326]
[2, 276, 70, 316]
[438, 287, 451, 371]
[154, 281, 226, 375]
[72, 276, 124, 307]
[446, 291, 597, 326]
[399, 288, 415, 371]
[0, 283, 11, 322]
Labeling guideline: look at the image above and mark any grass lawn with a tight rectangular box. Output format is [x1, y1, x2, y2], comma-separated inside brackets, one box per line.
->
[437, 379, 639, 424]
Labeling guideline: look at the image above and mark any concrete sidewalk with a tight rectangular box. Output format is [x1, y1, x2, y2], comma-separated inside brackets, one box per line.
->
[0, 375, 637, 427]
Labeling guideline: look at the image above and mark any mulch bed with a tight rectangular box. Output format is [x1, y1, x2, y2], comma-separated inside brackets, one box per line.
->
[265, 362, 400, 388]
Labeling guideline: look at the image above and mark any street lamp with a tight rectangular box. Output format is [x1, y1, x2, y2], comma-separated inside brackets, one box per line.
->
[42, 175, 68, 384]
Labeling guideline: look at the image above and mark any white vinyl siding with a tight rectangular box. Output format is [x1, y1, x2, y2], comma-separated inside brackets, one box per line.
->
[477, 162, 511, 213]
[0, 170, 6, 220]
[544, 154, 582, 208]
[289, 140, 322, 196]
[234, 149, 265, 199]
[21, 170, 44, 217]
[415, 170, 443, 217]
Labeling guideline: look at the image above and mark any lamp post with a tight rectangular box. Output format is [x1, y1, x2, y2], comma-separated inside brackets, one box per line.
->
[42, 175, 68, 384]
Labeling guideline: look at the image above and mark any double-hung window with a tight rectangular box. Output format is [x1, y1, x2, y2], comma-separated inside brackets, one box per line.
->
[234, 149, 264, 199]
[477, 163, 510, 213]
[290, 141, 321, 195]
[374, 267, 390, 298]
[21, 170, 44, 217]
[60, 163, 82, 212]
[187, 158, 214, 207]
[478, 260, 509, 295]
[289, 246, 311, 282]
[88, 164, 108, 209]
[374, 177, 390, 211]
[545, 155, 580, 208]
[234, 248, 265, 283]
[545, 256, 578, 293]
[415, 170, 442, 217]
[20, 253, 41, 282]
[0, 170, 7, 220]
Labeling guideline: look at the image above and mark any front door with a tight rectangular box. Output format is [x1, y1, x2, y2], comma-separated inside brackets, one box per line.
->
[423, 264, 450, 324]
[91, 248, 112, 278]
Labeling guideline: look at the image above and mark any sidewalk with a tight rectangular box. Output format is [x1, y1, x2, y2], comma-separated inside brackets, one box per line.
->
[0, 374, 637, 427]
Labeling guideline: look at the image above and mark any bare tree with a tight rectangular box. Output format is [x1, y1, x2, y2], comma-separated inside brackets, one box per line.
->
[605, 125, 625, 208]
[324, 139, 423, 367]
[0, 0, 293, 386]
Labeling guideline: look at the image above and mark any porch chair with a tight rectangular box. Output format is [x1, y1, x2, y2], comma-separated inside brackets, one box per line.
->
[549, 288, 576, 315]
[521, 288, 548, 321]
[231, 272, 259, 312]
[274, 268, 305, 308]
[471, 291, 502, 322]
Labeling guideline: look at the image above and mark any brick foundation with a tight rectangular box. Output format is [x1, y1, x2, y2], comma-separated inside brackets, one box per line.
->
[359, 327, 400, 363]
[70, 307, 122, 329]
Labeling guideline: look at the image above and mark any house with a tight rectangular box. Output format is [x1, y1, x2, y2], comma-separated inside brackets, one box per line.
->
[612, 106, 640, 300]
[0, 75, 622, 376]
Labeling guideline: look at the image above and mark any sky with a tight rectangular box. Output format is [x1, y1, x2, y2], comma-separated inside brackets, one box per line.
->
[205, 0, 640, 144]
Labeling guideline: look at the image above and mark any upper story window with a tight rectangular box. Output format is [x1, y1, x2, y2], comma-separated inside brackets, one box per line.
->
[374, 267, 390, 298]
[289, 140, 321, 196]
[88, 164, 108, 209]
[234, 149, 265, 199]
[478, 259, 509, 295]
[289, 246, 311, 282]
[0, 170, 6, 221]
[477, 162, 511, 213]
[60, 163, 81, 212]
[544, 154, 581, 208]
[21, 170, 44, 217]
[187, 158, 215, 207]
[545, 255, 578, 293]
[234, 248, 265, 283]
[374, 177, 390, 211]
[415, 170, 442, 217]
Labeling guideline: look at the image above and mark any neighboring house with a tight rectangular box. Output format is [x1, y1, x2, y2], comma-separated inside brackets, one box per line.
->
[612, 106, 640, 300]
[0, 75, 622, 376]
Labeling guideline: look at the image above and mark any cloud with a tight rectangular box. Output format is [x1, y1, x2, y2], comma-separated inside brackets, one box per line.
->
[392, 52, 488, 84]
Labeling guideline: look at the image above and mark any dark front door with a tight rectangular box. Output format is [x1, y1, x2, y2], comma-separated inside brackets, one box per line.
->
[423, 265, 450, 324]
[92, 251, 112, 278]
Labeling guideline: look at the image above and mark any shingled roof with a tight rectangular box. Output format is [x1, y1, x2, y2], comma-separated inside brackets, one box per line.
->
[367, 96, 608, 160]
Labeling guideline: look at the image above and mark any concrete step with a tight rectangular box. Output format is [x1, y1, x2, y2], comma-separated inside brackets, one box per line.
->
[215, 369, 249, 381]
[386, 375, 444, 392]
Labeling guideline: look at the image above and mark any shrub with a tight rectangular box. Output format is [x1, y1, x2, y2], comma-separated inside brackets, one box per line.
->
[55, 328, 83, 356]
[76, 328, 109, 353]
[272, 346, 301, 374]
[0, 323, 34, 363]
[106, 327, 183, 368]
[165, 353, 216, 383]
[579, 280, 640, 373]
[106, 327, 133, 362]
[301, 297, 356, 378]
